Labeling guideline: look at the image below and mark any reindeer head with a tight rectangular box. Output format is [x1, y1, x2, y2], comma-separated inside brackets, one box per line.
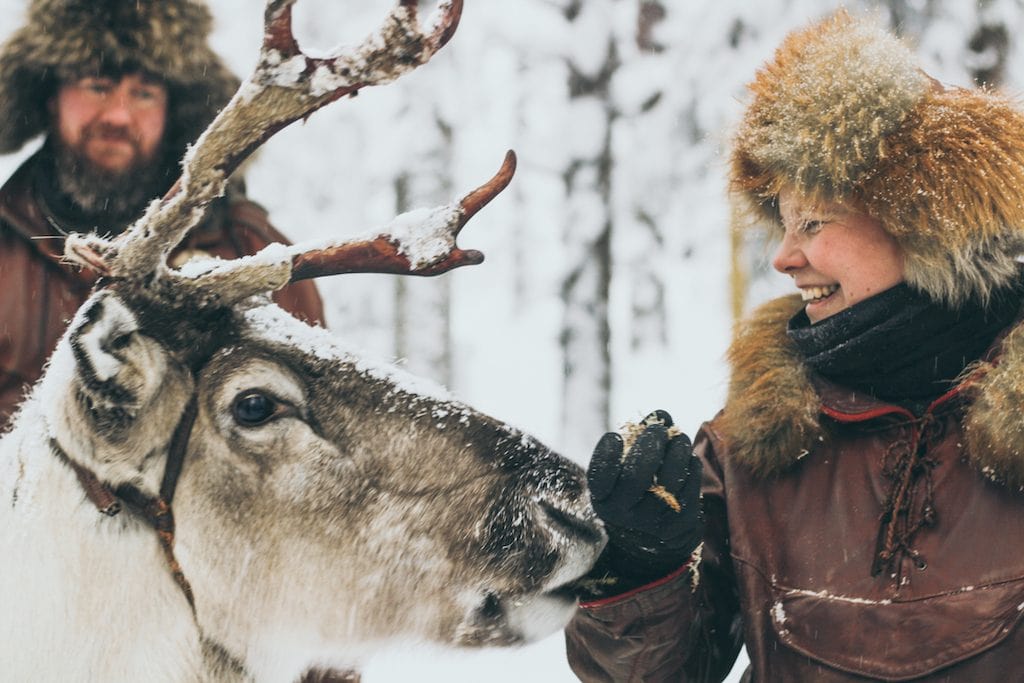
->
[37, 0, 605, 676]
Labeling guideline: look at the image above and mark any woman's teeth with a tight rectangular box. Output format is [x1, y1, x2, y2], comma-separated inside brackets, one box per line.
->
[801, 284, 839, 302]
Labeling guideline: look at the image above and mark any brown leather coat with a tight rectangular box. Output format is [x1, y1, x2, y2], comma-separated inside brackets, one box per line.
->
[0, 154, 324, 427]
[567, 295, 1024, 682]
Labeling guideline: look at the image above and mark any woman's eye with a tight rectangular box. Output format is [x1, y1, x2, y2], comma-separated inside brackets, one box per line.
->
[232, 391, 277, 426]
[800, 220, 824, 234]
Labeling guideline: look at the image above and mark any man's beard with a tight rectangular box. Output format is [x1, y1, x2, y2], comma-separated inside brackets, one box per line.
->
[51, 123, 174, 228]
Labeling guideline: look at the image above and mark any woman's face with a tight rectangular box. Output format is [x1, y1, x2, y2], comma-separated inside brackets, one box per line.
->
[773, 189, 905, 323]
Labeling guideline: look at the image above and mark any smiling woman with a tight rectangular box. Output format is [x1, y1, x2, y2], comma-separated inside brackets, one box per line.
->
[567, 8, 1024, 681]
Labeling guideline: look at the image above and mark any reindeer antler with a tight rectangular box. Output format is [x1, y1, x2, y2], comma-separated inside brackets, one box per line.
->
[290, 150, 516, 281]
[64, 0, 509, 307]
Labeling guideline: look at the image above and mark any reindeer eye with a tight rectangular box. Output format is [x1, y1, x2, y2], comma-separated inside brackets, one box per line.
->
[232, 391, 277, 426]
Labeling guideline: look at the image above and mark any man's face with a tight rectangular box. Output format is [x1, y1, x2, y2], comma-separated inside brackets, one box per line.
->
[51, 73, 168, 175]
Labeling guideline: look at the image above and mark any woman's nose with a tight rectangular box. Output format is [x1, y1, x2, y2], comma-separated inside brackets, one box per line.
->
[771, 232, 806, 274]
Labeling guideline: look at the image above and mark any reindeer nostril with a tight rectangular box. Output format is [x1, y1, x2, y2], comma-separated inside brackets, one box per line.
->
[479, 592, 503, 620]
[538, 501, 604, 545]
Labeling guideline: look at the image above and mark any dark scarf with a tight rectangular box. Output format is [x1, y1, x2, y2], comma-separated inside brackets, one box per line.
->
[787, 281, 1024, 404]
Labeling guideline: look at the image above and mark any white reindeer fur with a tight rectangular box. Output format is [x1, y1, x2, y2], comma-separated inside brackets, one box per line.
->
[0, 379, 205, 681]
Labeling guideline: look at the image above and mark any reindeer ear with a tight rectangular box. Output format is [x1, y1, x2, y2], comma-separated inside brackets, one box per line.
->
[67, 291, 169, 417]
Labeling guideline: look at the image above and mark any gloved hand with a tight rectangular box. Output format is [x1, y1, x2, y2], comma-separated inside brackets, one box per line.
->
[587, 410, 703, 586]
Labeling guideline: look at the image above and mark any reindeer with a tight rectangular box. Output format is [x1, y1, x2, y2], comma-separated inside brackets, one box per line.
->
[0, 1, 605, 680]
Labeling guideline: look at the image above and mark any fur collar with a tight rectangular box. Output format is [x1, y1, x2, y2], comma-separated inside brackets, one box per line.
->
[722, 294, 1024, 488]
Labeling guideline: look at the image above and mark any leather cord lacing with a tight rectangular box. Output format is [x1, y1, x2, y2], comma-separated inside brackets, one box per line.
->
[871, 412, 945, 578]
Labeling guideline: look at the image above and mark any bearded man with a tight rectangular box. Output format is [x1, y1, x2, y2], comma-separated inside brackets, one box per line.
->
[0, 0, 324, 427]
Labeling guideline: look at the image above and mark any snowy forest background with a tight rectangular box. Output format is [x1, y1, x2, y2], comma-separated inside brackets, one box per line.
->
[3, 0, 1024, 680]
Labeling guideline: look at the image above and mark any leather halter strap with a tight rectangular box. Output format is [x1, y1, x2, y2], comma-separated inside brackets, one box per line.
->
[50, 395, 200, 610]
[161, 396, 199, 505]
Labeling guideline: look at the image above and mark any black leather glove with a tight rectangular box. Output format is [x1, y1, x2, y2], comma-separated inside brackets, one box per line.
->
[587, 410, 703, 587]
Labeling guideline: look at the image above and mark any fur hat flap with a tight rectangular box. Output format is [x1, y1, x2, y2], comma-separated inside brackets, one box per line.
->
[864, 88, 1024, 306]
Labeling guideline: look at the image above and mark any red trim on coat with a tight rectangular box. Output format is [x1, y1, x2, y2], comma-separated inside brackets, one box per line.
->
[821, 404, 911, 423]
[820, 365, 983, 423]
[578, 557, 694, 610]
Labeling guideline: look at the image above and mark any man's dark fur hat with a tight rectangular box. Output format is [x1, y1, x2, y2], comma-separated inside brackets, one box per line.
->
[0, 0, 239, 161]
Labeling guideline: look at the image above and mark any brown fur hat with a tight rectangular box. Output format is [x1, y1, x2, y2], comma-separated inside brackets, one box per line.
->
[0, 0, 239, 163]
[730, 10, 1024, 307]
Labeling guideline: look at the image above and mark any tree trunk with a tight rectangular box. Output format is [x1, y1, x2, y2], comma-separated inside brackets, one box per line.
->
[392, 117, 454, 384]
[559, 0, 618, 456]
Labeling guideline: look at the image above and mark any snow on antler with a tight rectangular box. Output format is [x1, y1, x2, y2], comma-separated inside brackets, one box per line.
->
[63, 0, 510, 309]
[171, 149, 516, 307]
[288, 150, 516, 280]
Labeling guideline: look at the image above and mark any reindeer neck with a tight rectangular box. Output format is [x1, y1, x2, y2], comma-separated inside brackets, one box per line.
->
[49, 395, 200, 612]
